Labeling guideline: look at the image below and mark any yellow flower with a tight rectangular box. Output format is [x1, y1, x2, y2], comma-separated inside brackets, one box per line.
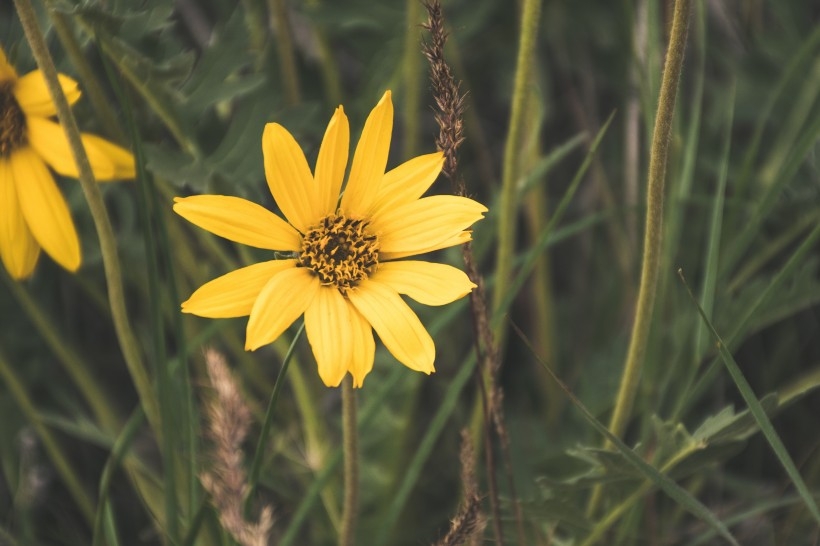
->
[175, 91, 486, 388]
[0, 47, 135, 280]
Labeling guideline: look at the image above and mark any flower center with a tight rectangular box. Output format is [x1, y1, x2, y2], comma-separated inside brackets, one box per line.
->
[298, 213, 379, 294]
[0, 83, 26, 157]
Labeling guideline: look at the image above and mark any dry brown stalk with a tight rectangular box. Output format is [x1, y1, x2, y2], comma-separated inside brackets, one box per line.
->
[433, 430, 486, 546]
[201, 348, 274, 546]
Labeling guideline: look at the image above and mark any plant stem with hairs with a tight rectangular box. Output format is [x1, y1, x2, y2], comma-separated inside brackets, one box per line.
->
[339, 378, 359, 546]
[589, 0, 692, 516]
[13, 0, 160, 433]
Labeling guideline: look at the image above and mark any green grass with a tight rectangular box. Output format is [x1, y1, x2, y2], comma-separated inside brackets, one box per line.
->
[1, 0, 820, 544]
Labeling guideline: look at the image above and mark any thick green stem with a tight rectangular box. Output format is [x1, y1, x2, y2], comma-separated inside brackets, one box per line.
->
[589, 0, 692, 514]
[338, 378, 359, 546]
[402, 0, 422, 159]
[492, 0, 542, 337]
[14, 0, 160, 433]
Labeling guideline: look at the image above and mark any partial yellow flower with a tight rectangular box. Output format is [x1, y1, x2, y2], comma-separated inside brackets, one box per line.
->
[175, 91, 486, 388]
[0, 47, 135, 280]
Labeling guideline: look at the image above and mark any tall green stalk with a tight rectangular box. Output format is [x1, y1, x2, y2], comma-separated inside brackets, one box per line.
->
[14, 0, 160, 433]
[338, 378, 359, 546]
[590, 0, 692, 514]
[492, 0, 543, 335]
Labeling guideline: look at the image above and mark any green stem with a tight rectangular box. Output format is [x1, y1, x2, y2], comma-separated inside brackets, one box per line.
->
[14, 0, 161, 433]
[492, 0, 542, 337]
[338, 378, 359, 546]
[590, 0, 692, 514]
[1, 270, 120, 433]
[0, 348, 96, 523]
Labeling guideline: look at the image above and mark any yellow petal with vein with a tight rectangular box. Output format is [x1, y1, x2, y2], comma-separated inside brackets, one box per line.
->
[182, 259, 297, 318]
[340, 91, 393, 216]
[305, 287, 352, 387]
[347, 304, 375, 388]
[314, 106, 349, 216]
[380, 231, 471, 261]
[0, 157, 40, 279]
[371, 261, 474, 306]
[348, 279, 434, 374]
[25, 117, 124, 180]
[369, 152, 444, 217]
[246, 267, 319, 350]
[173, 195, 301, 251]
[15, 71, 81, 117]
[372, 195, 486, 255]
[11, 148, 80, 273]
[262, 123, 320, 233]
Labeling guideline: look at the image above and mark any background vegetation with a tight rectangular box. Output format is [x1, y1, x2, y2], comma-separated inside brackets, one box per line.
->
[1, 0, 819, 544]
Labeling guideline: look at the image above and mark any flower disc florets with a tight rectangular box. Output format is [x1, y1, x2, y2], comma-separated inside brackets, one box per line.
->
[0, 83, 26, 157]
[298, 213, 379, 293]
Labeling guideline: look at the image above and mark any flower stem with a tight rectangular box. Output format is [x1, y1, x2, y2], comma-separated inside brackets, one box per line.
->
[339, 377, 359, 546]
[13, 0, 160, 433]
[492, 0, 542, 337]
[589, 0, 692, 515]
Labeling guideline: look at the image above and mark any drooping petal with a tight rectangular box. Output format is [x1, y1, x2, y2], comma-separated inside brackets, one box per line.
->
[262, 122, 320, 233]
[14, 71, 81, 117]
[0, 157, 40, 279]
[11, 148, 80, 273]
[246, 266, 319, 350]
[25, 116, 123, 180]
[369, 152, 444, 217]
[0, 48, 17, 83]
[173, 195, 301, 251]
[79, 133, 135, 180]
[340, 91, 393, 217]
[371, 195, 486, 255]
[380, 231, 471, 261]
[304, 287, 352, 387]
[371, 261, 475, 306]
[181, 259, 297, 318]
[348, 279, 435, 374]
[313, 106, 349, 216]
[347, 304, 375, 388]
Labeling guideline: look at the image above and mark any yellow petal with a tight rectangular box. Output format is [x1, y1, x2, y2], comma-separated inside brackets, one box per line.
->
[173, 195, 301, 251]
[182, 259, 297, 318]
[347, 305, 375, 388]
[305, 287, 352, 387]
[25, 117, 122, 180]
[0, 48, 17, 83]
[262, 122, 320, 233]
[380, 231, 471, 261]
[371, 195, 486, 255]
[11, 148, 80, 273]
[371, 261, 475, 306]
[314, 106, 349, 216]
[246, 267, 319, 350]
[369, 152, 444, 217]
[348, 279, 435, 374]
[79, 134, 135, 180]
[0, 157, 40, 279]
[14, 71, 81, 117]
[340, 91, 393, 217]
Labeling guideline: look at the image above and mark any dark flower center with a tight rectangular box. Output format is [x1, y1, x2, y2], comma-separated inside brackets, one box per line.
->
[298, 213, 380, 294]
[0, 83, 26, 157]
